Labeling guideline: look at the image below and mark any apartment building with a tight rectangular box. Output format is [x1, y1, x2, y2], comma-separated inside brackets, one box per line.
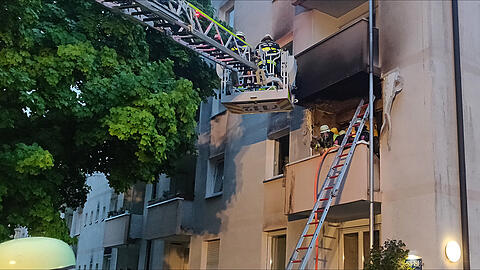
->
[70, 0, 480, 269]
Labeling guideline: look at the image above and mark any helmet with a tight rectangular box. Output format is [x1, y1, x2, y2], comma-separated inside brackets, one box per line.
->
[0, 237, 76, 269]
[330, 128, 339, 135]
[338, 130, 346, 136]
[261, 34, 273, 42]
[236, 31, 245, 39]
[319, 125, 330, 133]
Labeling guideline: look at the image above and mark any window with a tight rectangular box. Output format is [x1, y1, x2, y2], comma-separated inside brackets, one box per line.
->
[206, 156, 224, 198]
[341, 228, 380, 269]
[89, 257, 93, 270]
[95, 263, 99, 270]
[89, 210, 93, 225]
[226, 7, 234, 27]
[102, 206, 106, 220]
[110, 193, 118, 212]
[84, 213, 88, 227]
[274, 135, 289, 176]
[206, 240, 220, 269]
[269, 234, 286, 270]
[96, 203, 100, 221]
[151, 181, 158, 200]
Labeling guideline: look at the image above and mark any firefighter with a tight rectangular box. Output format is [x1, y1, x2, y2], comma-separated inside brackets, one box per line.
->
[0, 237, 76, 269]
[311, 125, 334, 153]
[255, 34, 281, 77]
[331, 127, 339, 141]
[334, 130, 346, 145]
[230, 32, 250, 60]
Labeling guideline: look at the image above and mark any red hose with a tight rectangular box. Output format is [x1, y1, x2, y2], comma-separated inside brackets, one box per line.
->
[313, 146, 338, 270]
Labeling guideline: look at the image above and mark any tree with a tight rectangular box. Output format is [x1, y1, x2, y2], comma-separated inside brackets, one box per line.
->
[364, 239, 412, 270]
[0, 0, 217, 243]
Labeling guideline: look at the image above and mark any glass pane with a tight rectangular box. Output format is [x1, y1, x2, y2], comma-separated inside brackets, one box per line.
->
[214, 160, 224, 193]
[363, 230, 380, 264]
[344, 233, 358, 270]
[228, 9, 235, 27]
[271, 235, 286, 270]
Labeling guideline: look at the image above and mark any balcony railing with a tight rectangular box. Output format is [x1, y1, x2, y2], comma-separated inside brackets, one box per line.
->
[144, 197, 193, 240]
[285, 143, 381, 221]
[294, 19, 380, 104]
[103, 213, 143, 247]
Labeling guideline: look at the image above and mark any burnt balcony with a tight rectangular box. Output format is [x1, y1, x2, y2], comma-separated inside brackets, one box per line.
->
[263, 175, 288, 231]
[292, 0, 366, 18]
[285, 143, 381, 221]
[144, 197, 193, 240]
[293, 19, 380, 105]
[103, 213, 143, 248]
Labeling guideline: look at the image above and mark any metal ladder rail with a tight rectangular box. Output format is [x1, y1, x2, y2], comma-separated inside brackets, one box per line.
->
[94, 0, 257, 72]
[286, 99, 365, 269]
[286, 99, 371, 270]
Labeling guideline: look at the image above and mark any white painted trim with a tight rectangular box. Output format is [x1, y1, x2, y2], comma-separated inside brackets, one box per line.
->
[146, 197, 184, 209]
[104, 212, 129, 222]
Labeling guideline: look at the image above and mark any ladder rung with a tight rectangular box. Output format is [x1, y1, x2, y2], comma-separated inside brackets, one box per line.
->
[315, 208, 324, 213]
[339, 153, 349, 158]
[297, 246, 319, 250]
[361, 103, 369, 109]
[324, 186, 334, 190]
[329, 175, 339, 179]
[303, 234, 314, 237]
[291, 260, 302, 263]
[310, 221, 319, 225]
[332, 164, 344, 168]
[118, 4, 139, 9]
[344, 143, 353, 147]
[357, 113, 365, 118]
[319, 198, 329, 201]
[353, 123, 360, 127]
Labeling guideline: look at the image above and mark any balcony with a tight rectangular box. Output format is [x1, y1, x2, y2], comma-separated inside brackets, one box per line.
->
[144, 197, 193, 240]
[263, 176, 287, 231]
[103, 212, 143, 248]
[293, 19, 380, 105]
[293, 0, 367, 18]
[285, 143, 381, 221]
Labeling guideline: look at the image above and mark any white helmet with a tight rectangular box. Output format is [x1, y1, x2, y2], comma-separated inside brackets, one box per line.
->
[236, 31, 245, 39]
[261, 34, 273, 42]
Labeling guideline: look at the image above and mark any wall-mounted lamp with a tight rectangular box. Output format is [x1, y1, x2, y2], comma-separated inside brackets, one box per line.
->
[445, 241, 461, 263]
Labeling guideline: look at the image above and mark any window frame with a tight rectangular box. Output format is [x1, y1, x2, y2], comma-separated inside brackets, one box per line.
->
[265, 230, 287, 270]
[205, 154, 225, 199]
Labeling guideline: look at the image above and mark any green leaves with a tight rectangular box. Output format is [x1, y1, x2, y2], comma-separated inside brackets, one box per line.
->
[0, 0, 216, 243]
[364, 239, 412, 270]
[13, 143, 54, 175]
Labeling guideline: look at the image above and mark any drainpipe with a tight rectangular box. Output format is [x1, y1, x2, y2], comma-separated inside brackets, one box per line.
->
[368, 0, 375, 250]
[451, 0, 470, 269]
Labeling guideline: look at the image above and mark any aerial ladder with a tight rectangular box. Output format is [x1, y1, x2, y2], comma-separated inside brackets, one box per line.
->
[94, 0, 296, 114]
[286, 99, 372, 269]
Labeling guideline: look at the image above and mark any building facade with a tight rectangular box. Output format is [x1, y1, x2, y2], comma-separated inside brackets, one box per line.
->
[70, 0, 480, 269]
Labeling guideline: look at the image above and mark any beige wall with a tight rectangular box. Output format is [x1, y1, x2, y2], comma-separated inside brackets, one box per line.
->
[379, 1, 463, 268]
